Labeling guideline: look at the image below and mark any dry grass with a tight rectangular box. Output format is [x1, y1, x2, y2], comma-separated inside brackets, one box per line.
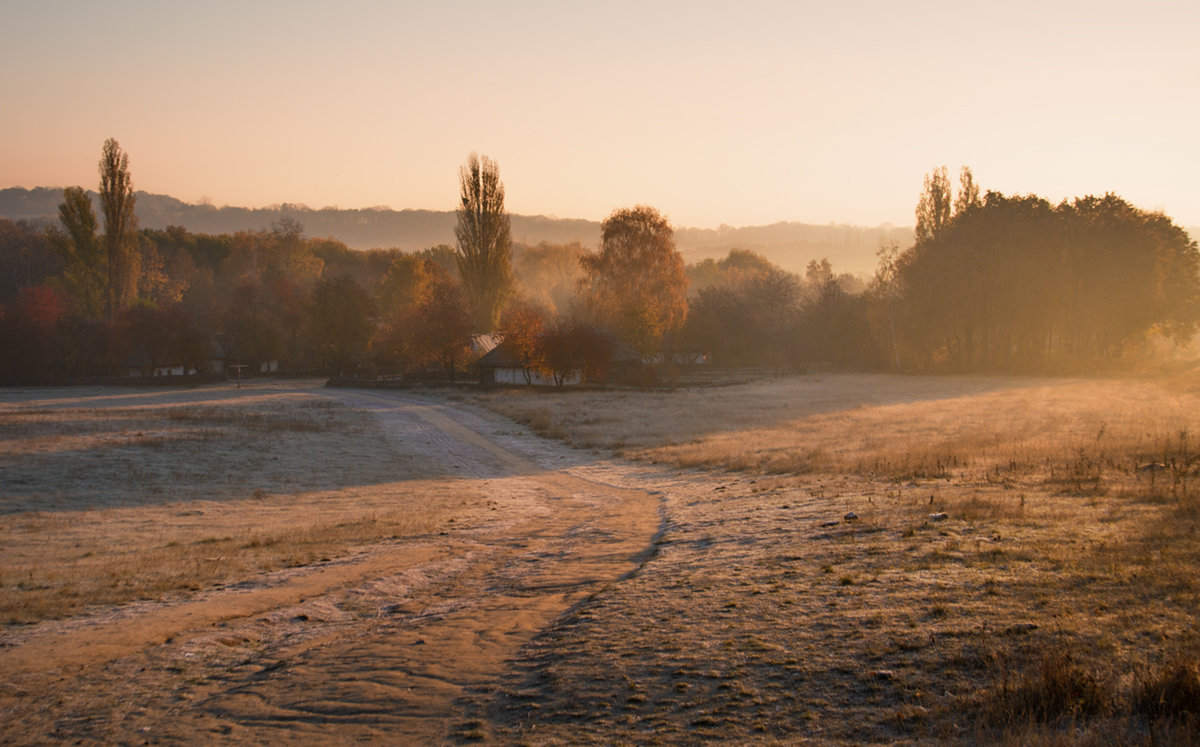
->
[4, 375, 1198, 742]
[466, 374, 1200, 743]
[478, 375, 1200, 484]
[0, 384, 475, 624]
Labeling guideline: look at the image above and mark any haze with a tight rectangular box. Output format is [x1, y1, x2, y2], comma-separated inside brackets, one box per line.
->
[2, 0, 1197, 228]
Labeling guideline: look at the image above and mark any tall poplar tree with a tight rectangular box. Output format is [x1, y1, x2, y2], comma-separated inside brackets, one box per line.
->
[99, 138, 139, 317]
[954, 166, 981, 215]
[914, 166, 952, 245]
[454, 153, 513, 332]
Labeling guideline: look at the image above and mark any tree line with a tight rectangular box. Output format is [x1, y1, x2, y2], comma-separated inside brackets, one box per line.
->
[879, 167, 1199, 371]
[1, 145, 1196, 385]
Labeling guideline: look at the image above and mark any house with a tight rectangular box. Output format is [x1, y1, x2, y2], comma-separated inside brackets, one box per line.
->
[476, 332, 642, 387]
[121, 335, 229, 378]
[476, 342, 573, 387]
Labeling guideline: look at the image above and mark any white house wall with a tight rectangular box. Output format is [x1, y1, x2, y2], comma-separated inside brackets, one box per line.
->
[494, 367, 581, 386]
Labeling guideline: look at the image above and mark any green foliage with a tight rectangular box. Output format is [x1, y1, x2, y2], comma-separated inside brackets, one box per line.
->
[51, 187, 106, 319]
[0, 219, 61, 306]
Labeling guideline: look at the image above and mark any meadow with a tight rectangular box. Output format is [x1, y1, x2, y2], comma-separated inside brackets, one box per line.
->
[468, 373, 1200, 743]
[1, 374, 1198, 744]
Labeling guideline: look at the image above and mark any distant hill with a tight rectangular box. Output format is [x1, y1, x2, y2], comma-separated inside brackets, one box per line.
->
[674, 222, 912, 277]
[0, 187, 911, 276]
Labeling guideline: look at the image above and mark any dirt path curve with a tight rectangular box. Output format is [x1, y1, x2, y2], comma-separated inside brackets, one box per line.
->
[0, 388, 664, 745]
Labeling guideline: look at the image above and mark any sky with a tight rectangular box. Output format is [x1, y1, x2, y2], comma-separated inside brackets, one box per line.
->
[2, 0, 1197, 229]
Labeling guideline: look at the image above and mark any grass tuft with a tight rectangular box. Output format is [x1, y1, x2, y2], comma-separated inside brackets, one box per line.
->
[1133, 656, 1200, 722]
[985, 648, 1114, 725]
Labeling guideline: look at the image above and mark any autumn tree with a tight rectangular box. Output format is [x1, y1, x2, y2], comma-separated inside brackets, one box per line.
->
[371, 254, 436, 376]
[680, 250, 805, 367]
[539, 317, 615, 387]
[454, 153, 514, 332]
[99, 138, 140, 317]
[416, 244, 460, 280]
[0, 220, 60, 309]
[414, 270, 473, 382]
[498, 300, 549, 384]
[580, 205, 688, 358]
[215, 222, 324, 368]
[0, 284, 67, 383]
[369, 257, 472, 381]
[377, 254, 433, 319]
[139, 226, 199, 309]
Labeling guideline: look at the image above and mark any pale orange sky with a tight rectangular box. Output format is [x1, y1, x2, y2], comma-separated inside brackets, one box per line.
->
[2, 1, 1197, 229]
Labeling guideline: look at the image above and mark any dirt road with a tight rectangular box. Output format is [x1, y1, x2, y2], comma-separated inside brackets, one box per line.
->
[0, 388, 663, 744]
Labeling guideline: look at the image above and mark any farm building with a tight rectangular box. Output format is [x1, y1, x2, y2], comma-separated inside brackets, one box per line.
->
[476, 334, 641, 387]
[476, 342, 572, 387]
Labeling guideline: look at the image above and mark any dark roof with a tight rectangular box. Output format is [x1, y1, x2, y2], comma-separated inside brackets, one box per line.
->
[477, 332, 642, 369]
[477, 342, 523, 369]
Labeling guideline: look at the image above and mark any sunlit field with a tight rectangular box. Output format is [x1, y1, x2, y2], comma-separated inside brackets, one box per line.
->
[477, 373, 1200, 480]
[468, 373, 1200, 743]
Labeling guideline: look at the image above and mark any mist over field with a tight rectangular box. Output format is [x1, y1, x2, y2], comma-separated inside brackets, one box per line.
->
[0, 186, 907, 277]
[4, 0, 1200, 739]
[2, 106, 1199, 747]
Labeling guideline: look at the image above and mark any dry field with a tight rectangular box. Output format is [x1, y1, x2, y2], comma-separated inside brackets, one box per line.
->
[467, 373, 1200, 744]
[0, 381, 659, 744]
[0, 384, 471, 625]
[1, 374, 1198, 744]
